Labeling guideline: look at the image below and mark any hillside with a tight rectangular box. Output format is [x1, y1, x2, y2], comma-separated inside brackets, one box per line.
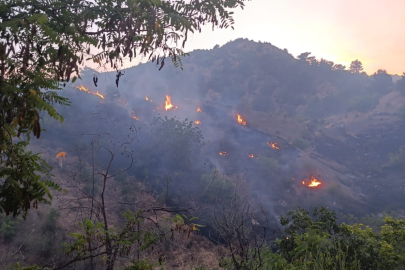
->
[61, 38, 405, 215]
[2, 38, 405, 268]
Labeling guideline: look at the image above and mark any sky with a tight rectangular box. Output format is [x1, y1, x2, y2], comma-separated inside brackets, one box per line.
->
[90, 0, 405, 75]
[183, 0, 405, 75]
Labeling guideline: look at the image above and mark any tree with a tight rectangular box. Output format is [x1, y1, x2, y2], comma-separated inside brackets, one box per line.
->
[213, 192, 270, 270]
[0, 0, 247, 217]
[349, 59, 364, 74]
[332, 63, 346, 71]
[395, 73, 405, 93]
[297, 52, 317, 65]
[51, 116, 198, 270]
[370, 69, 393, 94]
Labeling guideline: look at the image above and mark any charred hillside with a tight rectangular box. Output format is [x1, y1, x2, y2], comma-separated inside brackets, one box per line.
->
[36, 39, 405, 219]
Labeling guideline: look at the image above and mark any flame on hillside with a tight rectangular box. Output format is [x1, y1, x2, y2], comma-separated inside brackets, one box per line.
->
[237, 114, 246, 125]
[118, 99, 127, 106]
[248, 154, 254, 158]
[302, 176, 322, 188]
[145, 96, 152, 102]
[131, 111, 139, 120]
[56, 152, 67, 158]
[218, 151, 228, 156]
[194, 120, 201, 125]
[76, 86, 105, 99]
[197, 107, 202, 112]
[165, 95, 174, 111]
[267, 142, 280, 150]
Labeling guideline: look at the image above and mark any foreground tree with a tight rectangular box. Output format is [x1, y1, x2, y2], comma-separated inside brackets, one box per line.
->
[0, 0, 247, 217]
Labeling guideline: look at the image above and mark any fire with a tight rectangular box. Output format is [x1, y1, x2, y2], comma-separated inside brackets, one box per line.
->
[165, 95, 174, 111]
[218, 151, 228, 156]
[145, 96, 152, 102]
[248, 154, 254, 158]
[56, 152, 67, 158]
[267, 142, 280, 150]
[237, 114, 247, 125]
[308, 177, 322, 187]
[118, 99, 127, 106]
[194, 120, 201, 125]
[302, 176, 322, 187]
[76, 86, 105, 99]
[197, 107, 202, 112]
[131, 111, 139, 120]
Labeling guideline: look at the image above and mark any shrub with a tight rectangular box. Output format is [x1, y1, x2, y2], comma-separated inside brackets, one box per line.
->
[0, 216, 19, 242]
[293, 138, 311, 150]
[382, 148, 405, 168]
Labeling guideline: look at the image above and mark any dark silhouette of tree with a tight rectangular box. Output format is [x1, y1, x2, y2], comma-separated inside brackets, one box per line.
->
[370, 69, 393, 94]
[349, 59, 364, 73]
[395, 73, 405, 93]
[297, 52, 318, 65]
[332, 64, 346, 71]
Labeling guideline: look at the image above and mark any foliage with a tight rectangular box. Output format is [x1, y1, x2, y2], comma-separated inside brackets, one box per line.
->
[63, 210, 161, 270]
[348, 94, 379, 112]
[200, 170, 235, 203]
[0, 215, 19, 242]
[396, 73, 405, 93]
[0, 141, 63, 218]
[273, 207, 405, 270]
[0, 0, 246, 217]
[292, 138, 311, 150]
[259, 157, 279, 176]
[151, 116, 205, 169]
[349, 60, 364, 74]
[382, 148, 405, 168]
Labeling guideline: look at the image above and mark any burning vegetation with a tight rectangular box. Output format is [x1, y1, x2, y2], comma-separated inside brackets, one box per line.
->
[76, 85, 105, 99]
[267, 142, 280, 150]
[165, 95, 176, 111]
[194, 120, 201, 125]
[248, 154, 254, 158]
[302, 176, 322, 188]
[131, 111, 139, 120]
[237, 114, 246, 125]
[219, 151, 228, 156]
[197, 107, 202, 112]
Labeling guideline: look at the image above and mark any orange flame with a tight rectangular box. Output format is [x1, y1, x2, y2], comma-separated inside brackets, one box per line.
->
[131, 111, 139, 120]
[76, 86, 105, 99]
[165, 95, 174, 111]
[237, 114, 246, 125]
[197, 107, 202, 112]
[56, 152, 67, 158]
[302, 176, 322, 187]
[145, 96, 152, 102]
[248, 154, 254, 158]
[218, 151, 228, 156]
[194, 120, 201, 125]
[267, 142, 280, 150]
[118, 99, 127, 106]
[308, 177, 322, 187]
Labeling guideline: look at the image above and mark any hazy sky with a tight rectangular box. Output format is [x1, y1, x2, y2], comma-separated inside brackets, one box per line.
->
[182, 0, 404, 75]
[88, 0, 404, 75]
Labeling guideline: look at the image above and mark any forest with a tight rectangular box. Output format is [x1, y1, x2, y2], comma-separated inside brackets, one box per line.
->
[2, 0, 405, 269]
